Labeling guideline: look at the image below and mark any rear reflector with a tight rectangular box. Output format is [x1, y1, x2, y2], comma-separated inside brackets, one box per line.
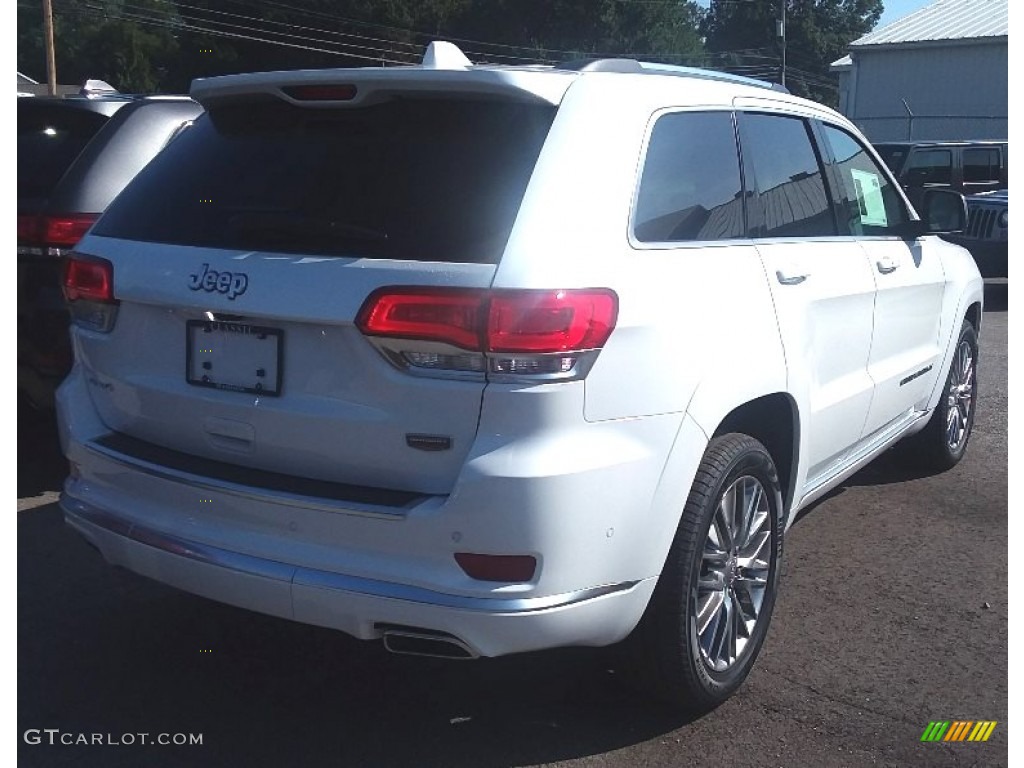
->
[63, 255, 115, 303]
[455, 553, 537, 582]
[357, 288, 618, 354]
[282, 84, 358, 101]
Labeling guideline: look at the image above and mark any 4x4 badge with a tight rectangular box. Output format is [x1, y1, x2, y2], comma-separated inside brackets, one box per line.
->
[188, 263, 248, 300]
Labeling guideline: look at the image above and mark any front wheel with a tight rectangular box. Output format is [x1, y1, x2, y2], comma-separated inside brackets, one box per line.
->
[625, 433, 784, 713]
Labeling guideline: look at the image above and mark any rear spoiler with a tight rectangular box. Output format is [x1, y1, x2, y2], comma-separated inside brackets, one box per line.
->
[191, 39, 790, 110]
[191, 60, 576, 110]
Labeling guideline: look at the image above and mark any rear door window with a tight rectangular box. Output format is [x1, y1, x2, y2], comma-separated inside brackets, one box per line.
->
[633, 111, 745, 242]
[92, 98, 556, 264]
[18, 105, 109, 201]
[904, 149, 952, 186]
[738, 112, 836, 238]
[819, 124, 910, 237]
[962, 148, 1001, 183]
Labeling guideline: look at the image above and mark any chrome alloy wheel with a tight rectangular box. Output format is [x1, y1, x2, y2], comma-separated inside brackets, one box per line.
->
[697, 475, 773, 673]
[945, 339, 975, 452]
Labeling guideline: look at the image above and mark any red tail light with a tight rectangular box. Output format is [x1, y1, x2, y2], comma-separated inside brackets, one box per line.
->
[42, 214, 100, 248]
[356, 288, 484, 350]
[63, 255, 114, 303]
[357, 288, 618, 353]
[488, 290, 617, 352]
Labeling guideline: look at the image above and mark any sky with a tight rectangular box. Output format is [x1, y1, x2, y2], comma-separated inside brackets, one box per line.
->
[876, 0, 934, 27]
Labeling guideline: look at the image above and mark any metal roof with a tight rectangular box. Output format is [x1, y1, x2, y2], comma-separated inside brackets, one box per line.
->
[829, 54, 853, 71]
[850, 0, 1007, 47]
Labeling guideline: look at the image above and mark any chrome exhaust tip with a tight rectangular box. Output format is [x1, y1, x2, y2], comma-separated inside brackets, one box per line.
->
[380, 626, 478, 660]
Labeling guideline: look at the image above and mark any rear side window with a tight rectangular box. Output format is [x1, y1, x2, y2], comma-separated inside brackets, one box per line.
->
[633, 111, 744, 242]
[820, 124, 909, 236]
[93, 98, 555, 264]
[738, 113, 835, 238]
[18, 105, 109, 200]
[963, 148, 1001, 183]
[904, 149, 952, 186]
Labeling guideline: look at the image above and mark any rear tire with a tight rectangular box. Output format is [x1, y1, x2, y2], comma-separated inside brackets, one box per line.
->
[625, 433, 784, 714]
[902, 319, 978, 471]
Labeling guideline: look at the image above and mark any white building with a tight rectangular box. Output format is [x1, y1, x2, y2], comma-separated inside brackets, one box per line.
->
[830, 0, 1007, 141]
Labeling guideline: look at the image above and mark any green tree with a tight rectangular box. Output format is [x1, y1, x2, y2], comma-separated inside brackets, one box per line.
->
[19, 0, 708, 93]
[445, 0, 705, 63]
[702, 0, 881, 104]
[19, 0, 180, 91]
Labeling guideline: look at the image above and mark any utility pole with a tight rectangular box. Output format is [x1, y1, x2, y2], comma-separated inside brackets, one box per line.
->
[42, 0, 57, 95]
[776, 0, 786, 88]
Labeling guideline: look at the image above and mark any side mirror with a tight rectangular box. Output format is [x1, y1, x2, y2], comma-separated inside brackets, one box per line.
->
[920, 188, 968, 234]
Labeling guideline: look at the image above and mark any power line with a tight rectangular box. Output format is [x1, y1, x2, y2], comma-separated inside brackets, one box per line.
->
[43, 0, 840, 90]
[110, 0, 424, 62]
[55, 3, 413, 63]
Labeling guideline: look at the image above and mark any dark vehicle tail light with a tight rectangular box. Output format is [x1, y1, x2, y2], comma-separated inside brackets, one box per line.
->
[18, 213, 100, 251]
[42, 214, 100, 248]
[357, 288, 618, 379]
[17, 214, 39, 242]
[63, 254, 118, 332]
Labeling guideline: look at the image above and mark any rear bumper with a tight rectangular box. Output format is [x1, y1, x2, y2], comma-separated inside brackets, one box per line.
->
[56, 369, 698, 657]
[62, 494, 655, 657]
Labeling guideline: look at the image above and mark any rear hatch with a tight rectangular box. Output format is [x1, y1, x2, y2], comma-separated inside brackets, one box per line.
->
[74, 74, 564, 495]
[19, 100, 122, 380]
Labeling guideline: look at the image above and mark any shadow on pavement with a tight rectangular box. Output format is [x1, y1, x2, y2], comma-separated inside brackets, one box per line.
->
[19, 498, 696, 767]
[19, 416, 696, 767]
[18, 405, 65, 499]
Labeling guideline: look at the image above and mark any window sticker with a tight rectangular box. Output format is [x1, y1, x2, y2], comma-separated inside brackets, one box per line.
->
[851, 168, 887, 226]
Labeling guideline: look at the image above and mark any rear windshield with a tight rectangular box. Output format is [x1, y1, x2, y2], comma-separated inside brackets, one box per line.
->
[93, 97, 556, 263]
[18, 104, 109, 200]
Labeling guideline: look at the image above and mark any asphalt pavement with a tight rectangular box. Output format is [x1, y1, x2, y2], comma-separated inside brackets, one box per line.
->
[18, 282, 1008, 768]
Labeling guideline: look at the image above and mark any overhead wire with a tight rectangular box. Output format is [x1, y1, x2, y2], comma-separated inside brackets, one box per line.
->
[53, 1, 414, 63]
[42, 0, 841, 90]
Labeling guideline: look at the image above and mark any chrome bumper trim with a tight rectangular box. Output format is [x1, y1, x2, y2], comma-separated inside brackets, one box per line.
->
[61, 495, 639, 614]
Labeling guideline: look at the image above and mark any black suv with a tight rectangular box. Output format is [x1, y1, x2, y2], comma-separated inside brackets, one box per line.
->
[873, 140, 1007, 202]
[873, 141, 1007, 279]
[18, 95, 203, 409]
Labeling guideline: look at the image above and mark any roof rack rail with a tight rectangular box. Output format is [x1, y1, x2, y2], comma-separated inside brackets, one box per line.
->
[556, 57, 789, 93]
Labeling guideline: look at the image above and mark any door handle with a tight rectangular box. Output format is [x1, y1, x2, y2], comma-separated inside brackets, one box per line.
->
[876, 256, 899, 274]
[776, 269, 808, 285]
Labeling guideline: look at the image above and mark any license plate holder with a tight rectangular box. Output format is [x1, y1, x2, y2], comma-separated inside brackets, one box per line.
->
[186, 320, 283, 396]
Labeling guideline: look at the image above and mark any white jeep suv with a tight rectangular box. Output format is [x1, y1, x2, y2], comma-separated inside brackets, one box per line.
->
[57, 42, 982, 712]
